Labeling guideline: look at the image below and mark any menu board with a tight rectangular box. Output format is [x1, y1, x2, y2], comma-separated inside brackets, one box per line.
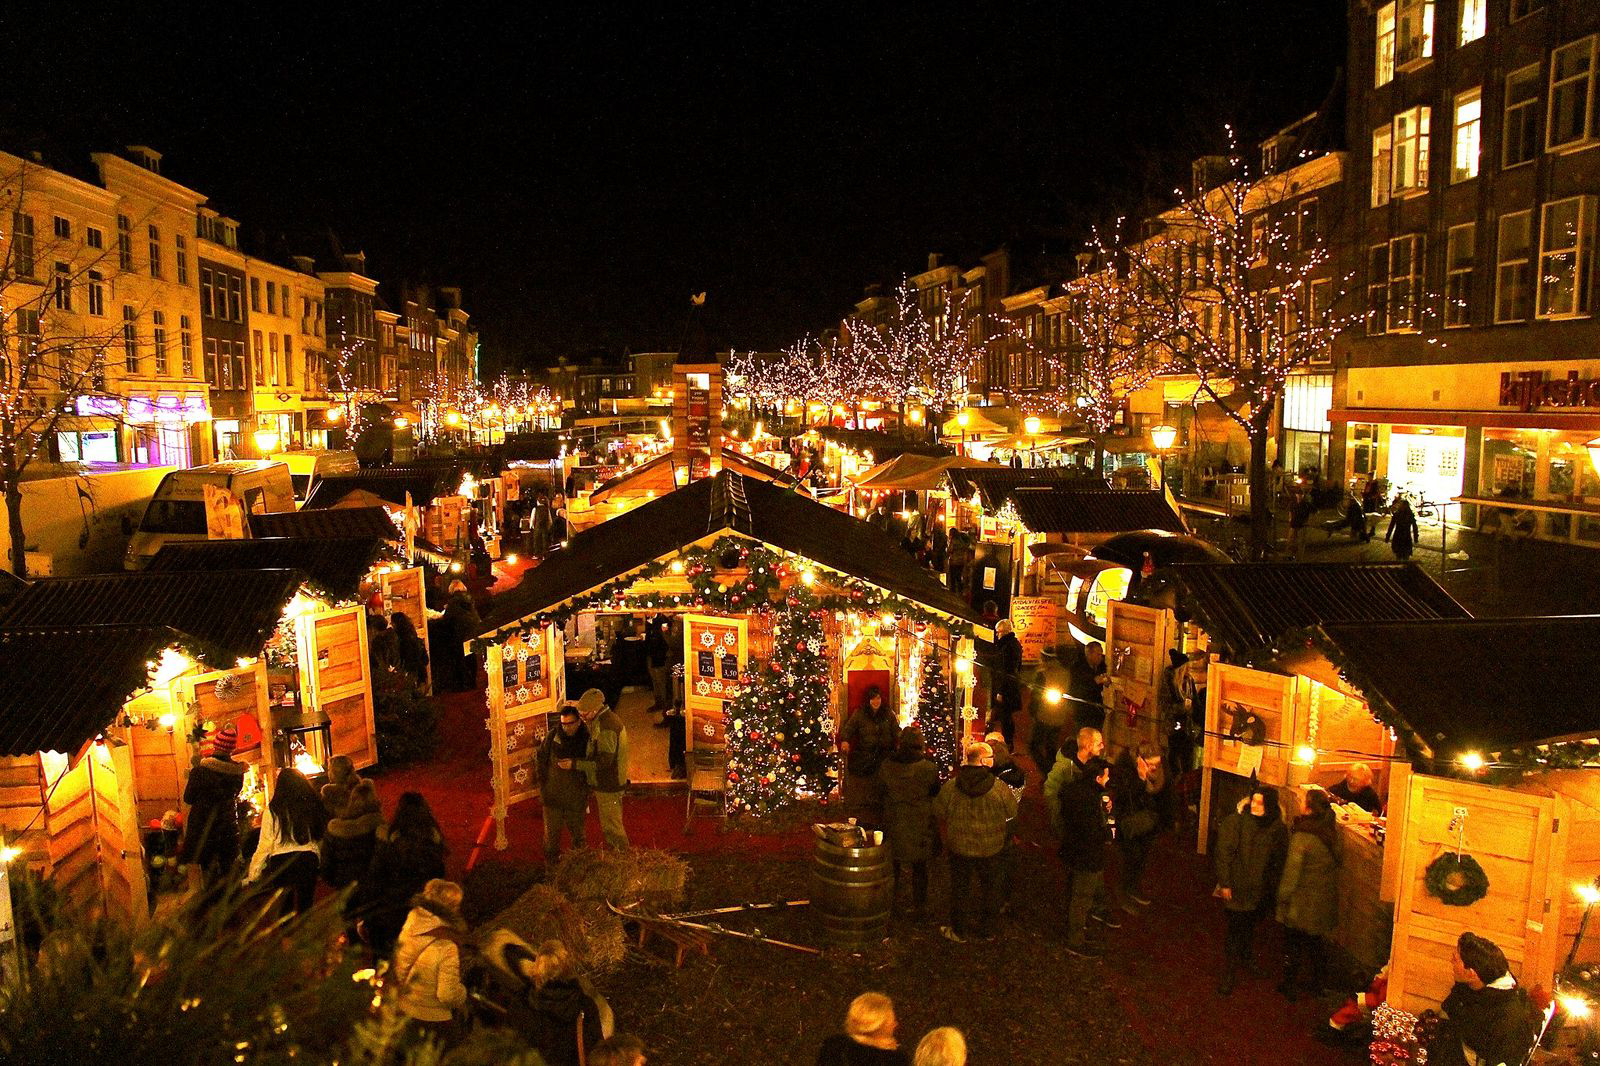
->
[683, 614, 747, 753]
[1009, 596, 1060, 665]
[486, 625, 565, 849]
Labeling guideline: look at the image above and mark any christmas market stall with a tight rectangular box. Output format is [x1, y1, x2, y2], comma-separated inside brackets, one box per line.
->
[470, 470, 987, 847]
[1299, 616, 1600, 1022]
[566, 449, 803, 534]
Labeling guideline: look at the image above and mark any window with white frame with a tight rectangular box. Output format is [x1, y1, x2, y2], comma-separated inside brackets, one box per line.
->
[1548, 36, 1598, 153]
[11, 212, 35, 278]
[1446, 223, 1475, 328]
[175, 234, 188, 285]
[1537, 196, 1595, 319]
[1504, 64, 1542, 168]
[1459, 0, 1485, 45]
[1452, 88, 1481, 182]
[1396, 0, 1434, 69]
[153, 310, 168, 375]
[1367, 245, 1389, 335]
[1376, 3, 1397, 87]
[1372, 126, 1393, 207]
[1387, 235, 1425, 332]
[53, 262, 71, 311]
[1392, 107, 1431, 193]
[122, 306, 138, 373]
[147, 224, 162, 279]
[1495, 210, 1534, 323]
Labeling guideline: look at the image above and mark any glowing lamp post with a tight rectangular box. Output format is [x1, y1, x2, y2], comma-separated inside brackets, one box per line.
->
[253, 428, 281, 456]
[1149, 424, 1179, 492]
[956, 410, 971, 459]
[1024, 415, 1042, 468]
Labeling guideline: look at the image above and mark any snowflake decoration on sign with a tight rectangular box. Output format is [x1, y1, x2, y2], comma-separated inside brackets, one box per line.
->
[516, 686, 530, 705]
[512, 722, 526, 737]
[700, 631, 715, 648]
[700, 719, 716, 738]
[722, 631, 736, 648]
[531, 681, 546, 698]
[714, 645, 726, 659]
[518, 644, 531, 661]
[711, 679, 724, 694]
[513, 766, 529, 784]
[501, 645, 518, 662]
[696, 680, 711, 696]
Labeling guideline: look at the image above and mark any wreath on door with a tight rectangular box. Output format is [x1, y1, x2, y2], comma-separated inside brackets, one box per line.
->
[1424, 853, 1490, 906]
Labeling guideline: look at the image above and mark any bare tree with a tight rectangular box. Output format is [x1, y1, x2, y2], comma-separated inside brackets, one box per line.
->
[1129, 139, 1360, 556]
[1, 158, 135, 577]
[842, 279, 983, 434]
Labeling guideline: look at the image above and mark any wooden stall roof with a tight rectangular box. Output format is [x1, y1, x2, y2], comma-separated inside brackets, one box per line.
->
[479, 470, 985, 637]
[249, 506, 401, 542]
[852, 453, 995, 492]
[0, 624, 186, 756]
[149, 537, 391, 602]
[1167, 562, 1470, 659]
[304, 469, 457, 510]
[0, 569, 303, 663]
[0, 570, 24, 611]
[945, 467, 1110, 509]
[1008, 487, 1185, 534]
[589, 450, 801, 504]
[1313, 616, 1600, 762]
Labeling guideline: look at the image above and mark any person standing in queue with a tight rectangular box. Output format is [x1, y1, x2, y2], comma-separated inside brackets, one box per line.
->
[839, 685, 900, 828]
[576, 688, 630, 850]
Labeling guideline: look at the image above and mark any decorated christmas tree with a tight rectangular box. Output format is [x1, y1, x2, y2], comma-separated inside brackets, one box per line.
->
[724, 595, 838, 817]
[916, 651, 960, 779]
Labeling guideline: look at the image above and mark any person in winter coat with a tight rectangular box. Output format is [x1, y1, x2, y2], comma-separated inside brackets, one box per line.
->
[356, 791, 448, 956]
[1214, 786, 1290, 994]
[538, 704, 593, 863]
[644, 615, 673, 715]
[1044, 727, 1104, 836]
[1067, 643, 1111, 732]
[816, 992, 911, 1066]
[393, 878, 469, 1043]
[367, 611, 402, 678]
[319, 755, 358, 821]
[245, 767, 327, 916]
[1436, 932, 1540, 1066]
[392, 612, 430, 688]
[932, 742, 1019, 944]
[1059, 756, 1114, 958]
[321, 779, 384, 890]
[439, 581, 482, 691]
[839, 686, 900, 828]
[989, 620, 1024, 747]
[1386, 497, 1420, 560]
[1110, 746, 1163, 908]
[498, 937, 607, 1066]
[880, 727, 940, 920]
[1276, 789, 1340, 999]
[179, 722, 247, 891]
[575, 687, 630, 850]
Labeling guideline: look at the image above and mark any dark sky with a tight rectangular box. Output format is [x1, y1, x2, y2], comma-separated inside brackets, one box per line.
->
[2, 2, 1345, 371]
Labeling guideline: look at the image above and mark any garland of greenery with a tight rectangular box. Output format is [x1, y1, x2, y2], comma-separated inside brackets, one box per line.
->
[475, 534, 972, 653]
[1424, 853, 1490, 907]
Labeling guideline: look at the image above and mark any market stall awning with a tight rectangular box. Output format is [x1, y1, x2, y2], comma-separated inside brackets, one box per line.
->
[941, 408, 1009, 438]
[945, 468, 1111, 509]
[1310, 617, 1600, 763]
[304, 466, 472, 509]
[987, 434, 1091, 453]
[0, 569, 304, 664]
[1166, 562, 1470, 660]
[1009, 487, 1186, 535]
[249, 506, 402, 542]
[0, 624, 191, 757]
[478, 470, 985, 639]
[590, 450, 801, 504]
[148, 537, 393, 602]
[852, 453, 996, 492]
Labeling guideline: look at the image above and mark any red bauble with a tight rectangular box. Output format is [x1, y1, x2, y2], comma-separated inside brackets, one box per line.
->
[796, 641, 807, 652]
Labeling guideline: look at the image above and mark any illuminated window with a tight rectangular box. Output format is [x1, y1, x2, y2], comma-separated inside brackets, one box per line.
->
[1445, 223, 1475, 328]
[1375, 3, 1396, 87]
[1451, 88, 1481, 182]
[1459, 0, 1485, 45]
[153, 310, 168, 375]
[1494, 210, 1534, 323]
[122, 306, 138, 373]
[1548, 36, 1598, 153]
[1395, 0, 1434, 70]
[1392, 106, 1431, 194]
[1536, 196, 1595, 319]
[1386, 234, 1426, 332]
[1371, 126, 1393, 207]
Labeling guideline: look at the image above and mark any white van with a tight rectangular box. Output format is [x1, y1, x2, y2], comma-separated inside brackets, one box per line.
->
[124, 460, 296, 569]
[269, 450, 360, 505]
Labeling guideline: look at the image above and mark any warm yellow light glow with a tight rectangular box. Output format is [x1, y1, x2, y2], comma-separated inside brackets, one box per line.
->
[1044, 687, 1063, 706]
[0, 845, 20, 863]
[954, 656, 974, 676]
[956, 411, 971, 429]
[669, 558, 686, 574]
[1576, 881, 1600, 906]
[1023, 415, 1042, 436]
[157, 712, 178, 731]
[152, 648, 196, 687]
[450, 561, 464, 574]
[1150, 424, 1179, 452]
[351, 968, 377, 983]
[292, 748, 324, 777]
[393, 416, 409, 429]
[660, 419, 672, 437]
[325, 406, 344, 423]
[445, 411, 462, 426]
[1563, 995, 1592, 1020]
[253, 429, 281, 455]
[1460, 751, 1485, 772]
[1587, 436, 1600, 478]
[855, 507, 868, 517]
[1293, 744, 1317, 765]
[908, 409, 923, 425]
[800, 569, 816, 587]
[645, 490, 656, 499]
[879, 613, 896, 629]
[284, 592, 321, 620]
[505, 553, 519, 566]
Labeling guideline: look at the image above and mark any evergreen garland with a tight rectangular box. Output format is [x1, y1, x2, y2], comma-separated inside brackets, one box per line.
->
[916, 651, 960, 780]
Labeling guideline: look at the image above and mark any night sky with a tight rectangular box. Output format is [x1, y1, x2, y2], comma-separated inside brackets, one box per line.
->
[3, 2, 1344, 371]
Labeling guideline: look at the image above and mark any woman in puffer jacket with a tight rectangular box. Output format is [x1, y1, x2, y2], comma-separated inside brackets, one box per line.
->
[393, 879, 469, 1044]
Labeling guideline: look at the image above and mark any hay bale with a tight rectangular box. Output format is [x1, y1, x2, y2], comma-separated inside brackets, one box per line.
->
[550, 848, 688, 909]
[483, 883, 628, 976]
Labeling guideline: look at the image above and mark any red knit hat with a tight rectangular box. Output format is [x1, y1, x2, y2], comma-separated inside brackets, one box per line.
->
[210, 722, 239, 756]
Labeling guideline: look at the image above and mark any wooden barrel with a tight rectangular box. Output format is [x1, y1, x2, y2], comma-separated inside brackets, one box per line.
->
[811, 835, 892, 948]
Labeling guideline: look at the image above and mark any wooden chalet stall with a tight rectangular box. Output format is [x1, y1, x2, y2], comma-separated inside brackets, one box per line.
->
[566, 450, 803, 534]
[1163, 562, 1471, 971]
[472, 470, 988, 847]
[1298, 617, 1600, 1018]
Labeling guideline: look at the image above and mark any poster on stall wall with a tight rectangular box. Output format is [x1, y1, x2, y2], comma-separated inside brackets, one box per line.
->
[486, 625, 565, 849]
[203, 484, 248, 540]
[1009, 596, 1059, 665]
[683, 614, 747, 753]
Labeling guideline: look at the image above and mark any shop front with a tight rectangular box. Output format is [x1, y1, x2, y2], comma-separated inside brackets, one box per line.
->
[1332, 360, 1600, 547]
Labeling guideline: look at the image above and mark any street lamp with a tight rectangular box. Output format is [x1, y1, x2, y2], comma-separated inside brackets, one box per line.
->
[956, 409, 970, 458]
[1149, 424, 1178, 492]
[253, 428, 281, 456]
[1023, 415, 1042, 466]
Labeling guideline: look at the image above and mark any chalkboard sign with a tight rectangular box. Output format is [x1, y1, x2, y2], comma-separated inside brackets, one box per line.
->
[698, 650, 715, 677]
[720, 654, 739, 680]
[502, 655, 519, 692]
[527, 654, 542, 681]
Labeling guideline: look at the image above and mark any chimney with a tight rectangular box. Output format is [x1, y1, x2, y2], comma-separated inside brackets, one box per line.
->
[291, 255, 315, 274]
[344, 251, 367, 272]
[125, 145, 163, 174]
[927, 252, 942, 271]
[439, 285, 462, 310]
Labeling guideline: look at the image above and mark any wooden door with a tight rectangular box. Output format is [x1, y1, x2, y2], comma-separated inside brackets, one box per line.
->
[43, 744, 146, 923]
[173, 661, 273, 800]
[1103, 599, 1170, 757]
[1387, 773, 1566, 1015]
[380, 566, 433, 691]
[297, 605, 377, 769]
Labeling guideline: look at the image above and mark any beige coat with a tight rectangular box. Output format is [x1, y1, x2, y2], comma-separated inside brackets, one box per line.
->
[393, 905, 468, 1022]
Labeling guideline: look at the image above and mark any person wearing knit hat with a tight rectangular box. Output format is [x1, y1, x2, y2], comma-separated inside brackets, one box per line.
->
[575, 688, 630, 850]
[180, 721, 247, 892]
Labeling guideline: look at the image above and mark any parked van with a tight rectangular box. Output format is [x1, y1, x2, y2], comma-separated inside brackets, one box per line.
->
[3, 464, 173, 577]
[124, 460, 295, 569]
[269, 450, 359, 505]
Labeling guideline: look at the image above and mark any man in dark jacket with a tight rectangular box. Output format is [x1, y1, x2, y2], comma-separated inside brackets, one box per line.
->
[180, 722, 247, 891]
[439, 580, 482, 691]
[537, 704, 592, 864]
[1059, 756, 1114, 958]
[839, 686, 900, 828]
[1214, 788, 1289, 994]
[1435, 933, 1540, 1066]
[932, 741, 1019, 944]
[1067, 642, 1111, 732]
[990, 620, 1024, 747]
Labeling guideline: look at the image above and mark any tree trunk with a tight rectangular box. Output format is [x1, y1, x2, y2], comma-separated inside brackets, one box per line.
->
[1247, 412, 1274, 559]
[2, 435, 24, 579]
[1093, 438, 1106, 477]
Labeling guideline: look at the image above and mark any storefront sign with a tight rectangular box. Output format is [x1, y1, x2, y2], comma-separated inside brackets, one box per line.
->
[1499, 370, 1600, 412]
[1009, 596, 1059, 665]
